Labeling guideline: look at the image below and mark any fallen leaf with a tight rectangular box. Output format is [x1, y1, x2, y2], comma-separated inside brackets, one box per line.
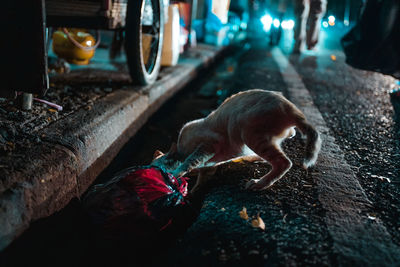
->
[6, 142, 15, 149]
[367, 213, 377, 220]
[251, 213, 265, 230]
[239, 207, 249, 220]
[48, 108, 57, 113]
[283, 213, 288, 223]
[232, 158, 244, 163]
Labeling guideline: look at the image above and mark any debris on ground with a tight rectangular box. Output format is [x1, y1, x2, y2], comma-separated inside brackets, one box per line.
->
[251, 213, 265, 231]
[239, 207, 249, 220]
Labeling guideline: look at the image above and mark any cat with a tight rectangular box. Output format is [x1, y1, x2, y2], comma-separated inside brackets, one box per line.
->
[170, 89, 322, 190]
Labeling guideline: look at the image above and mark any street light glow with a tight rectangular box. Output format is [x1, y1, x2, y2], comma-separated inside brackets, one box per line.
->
[281, 20, 294, 30]
[273, 19, 280, 28]
[261, 14, 272, 32]
[328, 15, 335, 26]
[322, 21, 329, 28]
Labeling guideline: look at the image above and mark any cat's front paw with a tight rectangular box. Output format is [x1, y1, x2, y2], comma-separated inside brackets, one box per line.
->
[245, 179, 270, 191]
[245, 179, 261, 190]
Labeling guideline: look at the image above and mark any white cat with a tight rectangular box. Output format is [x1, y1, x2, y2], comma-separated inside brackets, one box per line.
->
[170, 89, 321, 190]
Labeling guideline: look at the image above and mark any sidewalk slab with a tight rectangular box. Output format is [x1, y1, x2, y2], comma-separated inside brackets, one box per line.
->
[0, 44, 227, 251]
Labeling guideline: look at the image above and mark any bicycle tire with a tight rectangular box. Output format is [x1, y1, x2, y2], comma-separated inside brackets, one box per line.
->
[125, 0, 164, 85]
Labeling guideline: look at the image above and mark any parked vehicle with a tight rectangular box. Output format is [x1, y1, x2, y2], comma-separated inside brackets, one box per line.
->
[1, 0, 166, 102]
[46, 0, 165, 85]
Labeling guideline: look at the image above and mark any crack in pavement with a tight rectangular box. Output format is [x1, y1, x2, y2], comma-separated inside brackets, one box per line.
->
[272, 47, 400, 265]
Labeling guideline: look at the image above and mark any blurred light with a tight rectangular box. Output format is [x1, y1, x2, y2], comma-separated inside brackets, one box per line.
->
[273, 19, 280, 28]
[344, 19, 349, 26]
[328, 20, 335, 26]
[86, 40, 92, 46]
[328, 15, 335, 23]
[322, 21, 328, 28]
[330, 54, 336, 61]
[281, 19, 294, 30]
[261, 14, 272, 32]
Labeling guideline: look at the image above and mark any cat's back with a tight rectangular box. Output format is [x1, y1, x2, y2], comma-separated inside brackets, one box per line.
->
[212, 89, 289, 116]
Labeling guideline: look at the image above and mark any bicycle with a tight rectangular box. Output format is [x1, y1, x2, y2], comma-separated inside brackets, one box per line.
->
[46, 0, 165, 85]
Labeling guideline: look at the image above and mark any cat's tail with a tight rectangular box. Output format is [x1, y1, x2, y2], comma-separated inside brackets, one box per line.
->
[294, 117, 322, 169]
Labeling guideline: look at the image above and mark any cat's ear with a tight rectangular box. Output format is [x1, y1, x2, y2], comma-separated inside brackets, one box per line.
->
[153, 150, 164, 160]
[168, 142, 177, 154]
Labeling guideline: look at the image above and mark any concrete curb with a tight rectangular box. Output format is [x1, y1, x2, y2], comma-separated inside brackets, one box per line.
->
[0, 44, 227, 251]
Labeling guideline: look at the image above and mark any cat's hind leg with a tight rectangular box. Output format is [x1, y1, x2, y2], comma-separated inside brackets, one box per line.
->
[244, 138, 292, 190]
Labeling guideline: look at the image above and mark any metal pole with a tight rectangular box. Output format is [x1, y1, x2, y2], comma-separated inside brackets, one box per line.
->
[22, 93, 33, 110]
[344, 0, 350, 25]
[185, 0, 197, 49]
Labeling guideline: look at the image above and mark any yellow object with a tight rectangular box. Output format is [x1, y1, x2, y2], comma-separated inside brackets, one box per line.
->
[52, 28, 96, 65]
[251, 213, 266, 231]
[239, 207, 249, 220]
[330, 54, 337, 61]
[231, 157, 244, 163]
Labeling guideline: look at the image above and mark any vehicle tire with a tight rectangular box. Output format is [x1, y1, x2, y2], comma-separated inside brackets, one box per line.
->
[125, 0, 164, 85]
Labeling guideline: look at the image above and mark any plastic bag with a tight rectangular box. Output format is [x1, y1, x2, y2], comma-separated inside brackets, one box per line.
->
[83, 165, 195, 241]
[341, 0, 400, 78]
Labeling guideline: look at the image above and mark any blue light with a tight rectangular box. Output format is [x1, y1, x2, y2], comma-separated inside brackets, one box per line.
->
[261, 14, 272, 32]
[322, 21, 328, 28]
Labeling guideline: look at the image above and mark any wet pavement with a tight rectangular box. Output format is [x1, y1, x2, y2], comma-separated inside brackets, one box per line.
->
[2, 25, 400, 266]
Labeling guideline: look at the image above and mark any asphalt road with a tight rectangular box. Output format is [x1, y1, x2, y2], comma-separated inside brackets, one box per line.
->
[112, 28, 400, 266]
[2, 26, 400, 267]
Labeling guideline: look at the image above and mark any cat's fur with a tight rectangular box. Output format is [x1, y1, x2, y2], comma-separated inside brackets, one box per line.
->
[172, 89, 321, 190]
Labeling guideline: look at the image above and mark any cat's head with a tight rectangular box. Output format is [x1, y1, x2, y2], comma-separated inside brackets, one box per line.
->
[151, 143, 183, 172]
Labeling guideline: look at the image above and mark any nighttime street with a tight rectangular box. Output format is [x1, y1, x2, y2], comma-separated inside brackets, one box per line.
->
[1, 0, 400, 266]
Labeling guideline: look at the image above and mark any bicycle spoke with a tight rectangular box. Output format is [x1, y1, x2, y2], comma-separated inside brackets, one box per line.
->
[126, 0, 162, 84]
[141, 6, 160, 73]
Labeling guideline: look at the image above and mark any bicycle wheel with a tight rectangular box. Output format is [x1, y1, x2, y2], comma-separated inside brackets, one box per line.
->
[125, 0, 164, 85]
